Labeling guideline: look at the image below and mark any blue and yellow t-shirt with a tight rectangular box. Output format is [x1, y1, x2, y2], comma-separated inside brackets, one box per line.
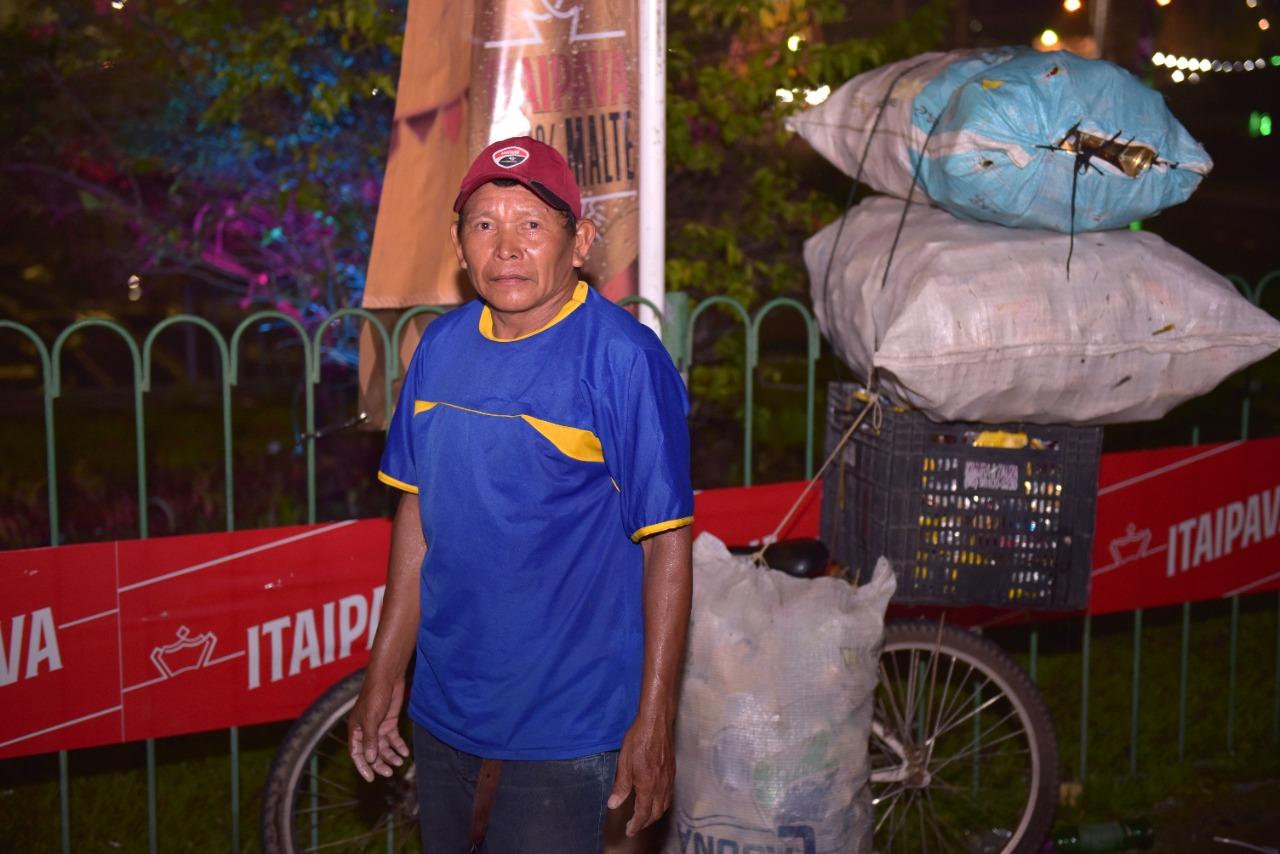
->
[378, 281, 693, 760]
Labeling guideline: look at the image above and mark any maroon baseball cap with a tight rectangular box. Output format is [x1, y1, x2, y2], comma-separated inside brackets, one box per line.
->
[453, 136, 582, 219]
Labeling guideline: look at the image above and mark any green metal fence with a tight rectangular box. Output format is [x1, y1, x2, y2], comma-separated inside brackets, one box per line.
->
[0, 272, 1277, 850]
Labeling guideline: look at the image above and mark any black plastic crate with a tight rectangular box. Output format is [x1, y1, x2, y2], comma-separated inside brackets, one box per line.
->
[820, 382, 1102, 609]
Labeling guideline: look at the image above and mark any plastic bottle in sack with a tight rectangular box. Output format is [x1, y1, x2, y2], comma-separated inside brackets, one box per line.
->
[1048, 818, 1154, 852]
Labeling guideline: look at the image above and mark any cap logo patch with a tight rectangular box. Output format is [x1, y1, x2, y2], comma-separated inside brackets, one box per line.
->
[492, 146, 530, 168]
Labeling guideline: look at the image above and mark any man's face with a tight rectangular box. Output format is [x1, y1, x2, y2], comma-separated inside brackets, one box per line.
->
[451, 182, 595, 327]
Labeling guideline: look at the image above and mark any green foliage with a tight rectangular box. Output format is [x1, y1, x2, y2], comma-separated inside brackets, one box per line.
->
[667, 0, 950, 482]
[667, 0, 949, 309]
[0, 0, 403, 328]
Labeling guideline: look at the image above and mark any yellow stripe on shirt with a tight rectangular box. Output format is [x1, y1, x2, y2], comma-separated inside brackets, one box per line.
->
[377, 471, 419, 494]
[631, 516, 693, 543]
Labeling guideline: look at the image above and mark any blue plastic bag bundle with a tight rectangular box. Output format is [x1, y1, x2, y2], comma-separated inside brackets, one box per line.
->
[787, 47, 1212, 232]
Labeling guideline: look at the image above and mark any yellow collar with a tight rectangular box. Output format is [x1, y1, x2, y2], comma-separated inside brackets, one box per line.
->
[478, 281, 589, 342]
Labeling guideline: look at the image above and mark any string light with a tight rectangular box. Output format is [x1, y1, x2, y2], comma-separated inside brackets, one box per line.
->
[776, 86, 830, 105]
[1063, 0, 1083, 12]
[804, 85, 831, 106]
[1151, 50, 1277, 81]
[1261, 18, 1271, 30]
[1040, 29, 1060, 47]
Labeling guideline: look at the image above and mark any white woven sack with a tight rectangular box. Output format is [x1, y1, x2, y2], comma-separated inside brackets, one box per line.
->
[785, 50, 949, 195]
[663, 533, 894, 854]
[805, 195, 1280, 425]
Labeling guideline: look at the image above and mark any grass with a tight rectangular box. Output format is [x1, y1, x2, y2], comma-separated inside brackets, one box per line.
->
[0, 723, 288, 852]
[992, 595, 1280, 824]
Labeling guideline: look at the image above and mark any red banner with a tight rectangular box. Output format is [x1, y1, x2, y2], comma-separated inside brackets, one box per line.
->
[4, 439, 1279, 759]
[1, 521, 390, 760]
[1088, 439, 1280, 615]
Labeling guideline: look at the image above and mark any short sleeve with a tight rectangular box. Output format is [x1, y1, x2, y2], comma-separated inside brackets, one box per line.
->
[377, 349, 421, 494]
[597, 346, 694, 542]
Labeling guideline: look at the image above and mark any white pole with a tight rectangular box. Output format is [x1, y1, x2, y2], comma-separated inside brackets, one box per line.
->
[637, 0, 666, 333]
[1091, 0, 1110, 60]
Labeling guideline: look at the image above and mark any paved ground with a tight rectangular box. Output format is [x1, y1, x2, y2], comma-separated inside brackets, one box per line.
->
[1150, 776, 1280, 853]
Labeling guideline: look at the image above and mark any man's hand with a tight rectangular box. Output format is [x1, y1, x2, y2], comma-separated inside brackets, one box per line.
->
[347, 492, 423, 783]
[608, 712, 675, 836]
[348, 674, 411, 783]
[608, 525, 692, 836]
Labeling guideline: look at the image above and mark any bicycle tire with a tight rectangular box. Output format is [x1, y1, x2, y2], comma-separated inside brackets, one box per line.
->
[261, 668, 419, 853]
[872, 621, 1059, 854]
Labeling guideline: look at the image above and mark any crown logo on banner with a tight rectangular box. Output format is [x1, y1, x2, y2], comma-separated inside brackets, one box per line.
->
[1109, 523, 1154, 566]
[150, 626, 218, 679]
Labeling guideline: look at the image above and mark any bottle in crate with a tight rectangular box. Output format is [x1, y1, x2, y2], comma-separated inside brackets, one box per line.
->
[819, 381, 1103, 609]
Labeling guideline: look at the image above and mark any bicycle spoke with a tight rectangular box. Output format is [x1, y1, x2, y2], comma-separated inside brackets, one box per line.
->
[928, 706, 1022, 767]
[928, 665, 990, 740]
[924, 646, 961, 745]
[901, 649, 921, 743]
[298, 770, 360, 797]
[927, 657, 977, 745]
[917, 786, 929, 854]
[929, 728, 1030, 781]
[885, 784, 912, 845]
[921, 785, 969, 852]
[928, 772, 1031, 846]
[872, 780, 910, 810]
[301, 813, 400, 852]
[874, 781, 912, 833]
[879, 658, 913, 746]
[926, 679, 1004, 745]
[291, 798, 361, 815]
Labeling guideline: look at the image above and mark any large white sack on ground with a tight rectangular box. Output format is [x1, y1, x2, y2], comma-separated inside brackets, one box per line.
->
[663, 533, 894, 854]
[805, 196, 1280, 425]
[785, 48, 1212, 232]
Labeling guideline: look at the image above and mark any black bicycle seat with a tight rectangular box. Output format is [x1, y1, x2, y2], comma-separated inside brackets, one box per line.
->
[728, 539, 830, 578]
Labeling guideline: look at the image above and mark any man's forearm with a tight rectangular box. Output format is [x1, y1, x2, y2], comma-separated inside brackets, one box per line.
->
[636, 525, 693, 725]
[367, 492, 426, 681]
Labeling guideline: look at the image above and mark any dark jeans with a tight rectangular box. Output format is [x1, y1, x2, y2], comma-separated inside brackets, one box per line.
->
[413, 725, 619, 854]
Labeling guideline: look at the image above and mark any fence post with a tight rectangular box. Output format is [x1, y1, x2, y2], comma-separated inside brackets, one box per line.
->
[749, 298, 820, 480]
[660, 291, 688, 369]
[1079, 614, 1091, 782]
[686, 297, 752, 484]
[1130, 609, 1142, 776]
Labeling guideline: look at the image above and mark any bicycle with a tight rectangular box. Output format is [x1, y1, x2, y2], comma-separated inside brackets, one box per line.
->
[871, 620, 1058, 853]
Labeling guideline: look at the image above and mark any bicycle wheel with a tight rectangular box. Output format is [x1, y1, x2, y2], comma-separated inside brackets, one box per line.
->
[871, 621, 1059, 854]
[261, 668, 419, 853]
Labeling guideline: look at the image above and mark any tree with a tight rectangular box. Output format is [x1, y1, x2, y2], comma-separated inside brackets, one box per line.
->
[664, 0, 950, 483]
[0, 0, 403, 338]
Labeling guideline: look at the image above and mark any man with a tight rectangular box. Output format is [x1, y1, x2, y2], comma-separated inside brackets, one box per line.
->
[349, 135, 694, 854]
